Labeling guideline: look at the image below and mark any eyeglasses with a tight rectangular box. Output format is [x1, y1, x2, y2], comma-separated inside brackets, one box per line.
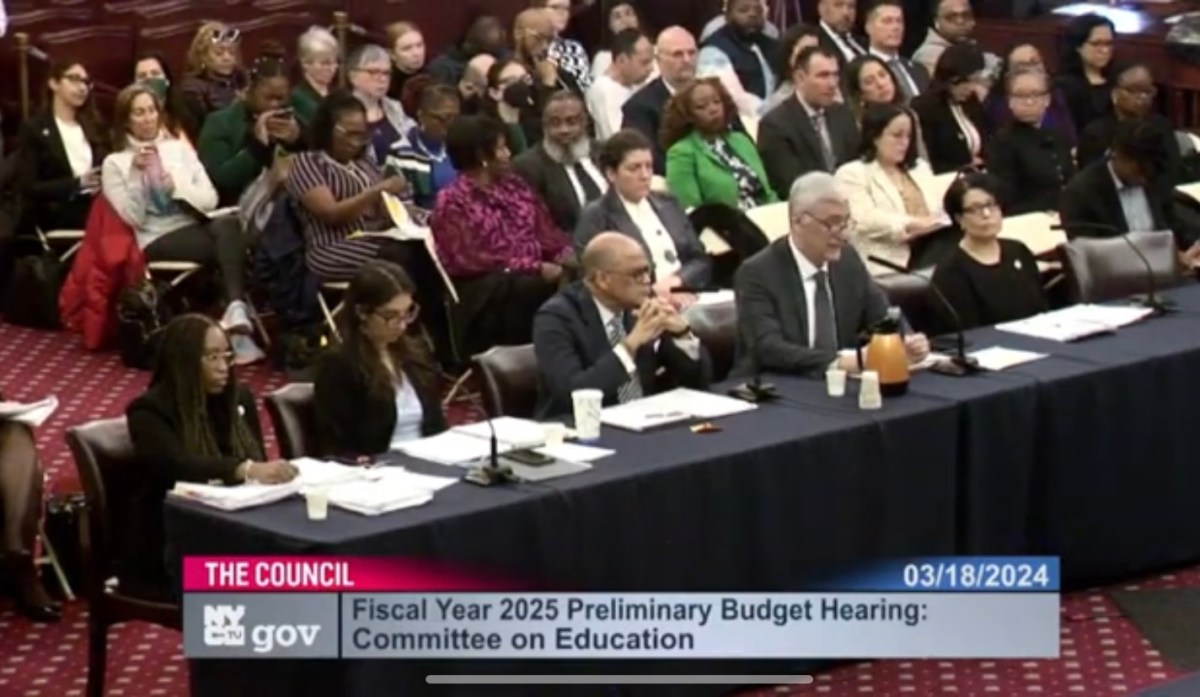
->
[202, 350, 235, 365]
[962, 202, 999, 217]
[610, 266, 653, 283]
[940, 10, 974, 23]
[353, 67, 391, 79]
[210, 27, 241, 44]
[1118, 84, 1157, 99]
[374, 303, 421, 326]
[1009, 90, 1049, 102]
[334, 124, 369, 142]
[804, 214, 856, 236]
[60, 74, 92, 88]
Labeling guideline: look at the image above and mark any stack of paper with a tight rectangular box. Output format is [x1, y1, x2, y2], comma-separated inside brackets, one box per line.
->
[291, 458, 369, 489]
[452, 417, 548, 448]
[997, 304, 1154, 342]
[169, 482, 299, 511]
[394, 430, 513, 465]
[326, 482, 432, 516]
[534, 443, 615, 462]
[0, 396, 58, 428]
[601, 388, 757, 432]
[968, 346, 1048, 371]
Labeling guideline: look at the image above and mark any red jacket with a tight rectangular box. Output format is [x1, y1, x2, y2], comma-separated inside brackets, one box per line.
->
[59, 196, 146, 350]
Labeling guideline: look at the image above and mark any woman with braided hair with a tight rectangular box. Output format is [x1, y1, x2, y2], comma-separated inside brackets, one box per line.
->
[125, 314, 296, 599]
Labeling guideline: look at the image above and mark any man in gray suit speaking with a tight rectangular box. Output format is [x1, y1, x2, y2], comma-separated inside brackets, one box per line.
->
[733, 172, 930, 377]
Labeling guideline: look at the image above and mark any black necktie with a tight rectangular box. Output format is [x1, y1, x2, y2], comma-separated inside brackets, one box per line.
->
[572, 162, 602, 204]
[813, 269, 837, 351]
[841, 34, 864, 57]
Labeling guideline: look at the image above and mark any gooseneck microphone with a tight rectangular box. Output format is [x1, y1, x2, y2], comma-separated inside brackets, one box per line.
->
[1051, 222, 1176, 315]
[463, 404, 516, 487]
[728, 321, 779, 403]
[867, 255, 981, 377]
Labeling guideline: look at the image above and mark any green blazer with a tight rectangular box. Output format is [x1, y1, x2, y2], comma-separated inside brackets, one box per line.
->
[197, 100, 308, 206]
[290, 80, 323, 128]
[665, 130, 777, 210]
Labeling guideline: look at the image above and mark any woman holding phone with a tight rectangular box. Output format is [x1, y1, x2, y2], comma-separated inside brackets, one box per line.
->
[102, 84, 263, 364]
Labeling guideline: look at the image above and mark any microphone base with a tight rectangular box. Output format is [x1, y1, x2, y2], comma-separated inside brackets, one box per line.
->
[728, 381, 779, 403]
[930, 355, 983, 377]
[1135, 295, 1176, 315]
[463, 462, 517, 487]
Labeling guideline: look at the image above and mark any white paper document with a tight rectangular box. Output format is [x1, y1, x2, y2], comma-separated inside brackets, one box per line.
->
[0, 396, 58, 427]
[452, 417, 548, 449]
[601, 388, 756, 432]
[968, 346, 1048, 371]
[394, 430, 514, 465]
[534, 442, 615, 463]
[996, 304, 1154, 342]
[291, 458, 369, 489]
[365, 467, 460, 492]
[169, 482, 299, 511]
[326, 481, 433, 516]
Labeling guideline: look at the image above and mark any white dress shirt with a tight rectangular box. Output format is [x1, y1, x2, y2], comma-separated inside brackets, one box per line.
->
[594, 297, 701, 375]
[563, 158, 606, 206]
[619, 195, 682, 280]
[821, 21, 865, 62]
[56, 118, 93, 178]
[788, 236, 835, 347]
[949, 103, 982, 157]
[587, 73, 636, 140]
[1108, 162, 1156, 233]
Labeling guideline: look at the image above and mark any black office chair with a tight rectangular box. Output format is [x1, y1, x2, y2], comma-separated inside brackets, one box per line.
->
[684, 300, 738, 381]
[265, 383, 317, 459]
[473, 345, 539, 418]
[1058, 231, 1181, 303]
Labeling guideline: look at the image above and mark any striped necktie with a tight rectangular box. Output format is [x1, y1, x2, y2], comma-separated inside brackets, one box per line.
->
[606, 315, 644, 403]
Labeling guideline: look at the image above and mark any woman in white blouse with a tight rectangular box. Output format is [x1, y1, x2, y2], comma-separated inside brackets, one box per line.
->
[101, 83, 261, 363]
[836, 104, 947, 272]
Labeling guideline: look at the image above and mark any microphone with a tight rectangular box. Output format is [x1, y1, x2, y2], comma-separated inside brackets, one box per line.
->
[728, 319, 779, 403]
[867, 255, 981, 377]
[463, 404, 516, 487]
[1051, 222, 1176, 314]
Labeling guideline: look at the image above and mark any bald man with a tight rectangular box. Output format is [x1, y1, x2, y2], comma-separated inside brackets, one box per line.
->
[533, 232, 711, 418]
[620, 26, 699, 174]
[458, 52, 497, 114]
[514, 8, 585, 97]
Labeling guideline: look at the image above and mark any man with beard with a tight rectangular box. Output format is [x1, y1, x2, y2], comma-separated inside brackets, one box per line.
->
[513, 91, 607, 233]
[698, 0, 781, 115]
[457, 53, 497, 115]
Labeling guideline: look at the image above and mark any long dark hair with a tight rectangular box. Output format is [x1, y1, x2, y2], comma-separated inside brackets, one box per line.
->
[45, 59, 106, 149]
[1060, 14, 1115, 79]
[858, 103, 919, 169]
[659, 77, 737, 150]
[150, 314, 264, 461]
[339, 261, 435, 398]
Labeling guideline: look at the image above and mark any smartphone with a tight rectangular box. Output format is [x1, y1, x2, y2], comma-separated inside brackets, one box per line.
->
[273, 107, 294, 118]
[503, 449, 555, 467]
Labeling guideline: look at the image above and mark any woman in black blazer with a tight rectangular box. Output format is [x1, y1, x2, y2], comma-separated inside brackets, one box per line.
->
[126, 314, 297, 600]
[1055, 14, 1116, 133]
[14, 60, 109, 232]
[313, 261, 447, 461]
[910, 43, 988, 174]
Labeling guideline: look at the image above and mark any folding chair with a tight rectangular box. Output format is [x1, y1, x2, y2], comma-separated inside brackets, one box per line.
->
[317, 281, 349, 341]
[38, 228, 85, 262]
[36, 520, 75, 601]
[146, 261, 271, 346]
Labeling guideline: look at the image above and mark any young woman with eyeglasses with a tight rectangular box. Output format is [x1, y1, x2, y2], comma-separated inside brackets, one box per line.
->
[313, 261, 447, 461]
[1076, 61, 1181, 184]
[126, 314, 297, 600]
[180, 22, 248, 130]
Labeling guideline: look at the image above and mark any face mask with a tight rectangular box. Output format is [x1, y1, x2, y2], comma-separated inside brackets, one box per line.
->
[502, 80, 533, 109]
[141, 77, 170, 101]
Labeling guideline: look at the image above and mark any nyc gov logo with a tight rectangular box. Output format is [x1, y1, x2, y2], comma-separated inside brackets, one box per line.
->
[204, 604, 246, 646]
[201, 603, 320, 654]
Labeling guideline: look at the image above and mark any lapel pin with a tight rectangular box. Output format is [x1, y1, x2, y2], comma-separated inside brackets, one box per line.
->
[1014, 260, 1022, 270]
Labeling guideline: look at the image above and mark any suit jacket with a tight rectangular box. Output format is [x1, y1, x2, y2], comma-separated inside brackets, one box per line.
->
[15, 110, 106, 231]
[313, 347, 448, 459]
[984, 121, 1075, 215]
[835, 158, 944, 270]
[816, 23, 866, 66]
[1058, 161, 1189, 246]
[621, 78, 672, 174]
[910, 93, 988, 174]
[511, 143, 604, 233]
[532, 281, 712, 418]
[574, 189, 712, 288]
[665, 130, 777, 210]
[733, 237, 891, 377]
[757, 96, 861, 199]
[879, 54, 930, 98]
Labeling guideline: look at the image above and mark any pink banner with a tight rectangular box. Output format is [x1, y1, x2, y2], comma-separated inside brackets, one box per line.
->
[182, 556, 531, 592]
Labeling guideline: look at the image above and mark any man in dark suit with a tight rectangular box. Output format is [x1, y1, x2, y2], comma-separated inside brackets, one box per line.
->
[1060, 119, 1200, 267]
[757, 46, 861, 200]
[816, 0, 867, 66]
[533, 232, 712, 418]
[734, 171, 930, 376]
[863, 0, 930, 101]
[512, 91, 607, 233]
[621, 26, 698, 174]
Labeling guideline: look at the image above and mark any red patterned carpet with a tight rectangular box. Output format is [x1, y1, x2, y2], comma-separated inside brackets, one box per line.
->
[0, 321, 1195, 696]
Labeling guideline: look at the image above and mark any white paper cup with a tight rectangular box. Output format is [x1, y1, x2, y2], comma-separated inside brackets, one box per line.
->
[571, 389, 603, 442]
[859, 370, 882, 410]
[826, 368, 847, 397]
[305, 488, 329, 521]
[544, 423, 567, 447]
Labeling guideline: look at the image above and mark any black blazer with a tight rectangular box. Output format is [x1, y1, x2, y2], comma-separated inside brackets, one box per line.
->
[1076, 113, 1182, 186]
[312, 347, 447, 459]
[884, 55, 931, 97]
[621, 78, 672, 174]
[574, 188, 712, 289]
[511, 143, 604, 233]
[757, 96, 860, 199]
[1058, 160, 1191, 246]
[532, 282, 712, 418]
[984, 121, 1075, 215]
[816, 24, 866, 67]
[14, 110, 106, 231]
[733, 238, 891, 377]
[910, 92, 988, 174]
[1055, 71, 1112, 134]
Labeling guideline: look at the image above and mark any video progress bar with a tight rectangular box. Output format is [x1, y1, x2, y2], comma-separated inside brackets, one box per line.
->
[427, 675, 814, 685]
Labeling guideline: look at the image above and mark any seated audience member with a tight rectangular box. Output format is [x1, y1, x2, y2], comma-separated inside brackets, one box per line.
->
[0, 405, 59, 621]
[533, 232, 712, 418]
[198, 52, 304, 206]
[458, 52, 497, 115]
[663, 78, 776, 210]
[347, 44, 412, 164]
[765, 23, 821, 113]
[134, 53, 197, 141]
[984, 42, 1075, 146]
[863, 0, 928, 101]
[514, 8, 585, 101]
[512, 91, 606, 233]
[1077, 62, 1181, 184]
[180, 22, 247, 130]
[814, 0, 865, 67]
[592, 2, 655, 80]
[291, 27, 341, 127]
[533, 0, 593, 91]
[1056, 14, 1115, 133]
[733, 171, 930, 376]
[587, 29, 656, 139]
[1060, 119, 1200, 267]
[842, 55, 904, 124]
[576, 129, 712, 300]
[314, 261, 446, 460]
[16, 60, 108, 234]
[427, 14, 508, 87]
[698, 0, 781, 115]
[984, 66, 1075, 215]
[836, 104, 945, 271]
[622, 27, 699, 174]
[484, 58, 536, 155]
[389, 84, 461, 209]
[910, 43, 988, 174]
[386, 22, 428, 101]
[701, 0, 780, 42]
[127, 314, 297, 600]
[103, 84, 262, 362]
[758, 46, 861, 199]
[932, 172, 1046, 330]
[911, 0, 999, 79]
[431, 114, 573, 354]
